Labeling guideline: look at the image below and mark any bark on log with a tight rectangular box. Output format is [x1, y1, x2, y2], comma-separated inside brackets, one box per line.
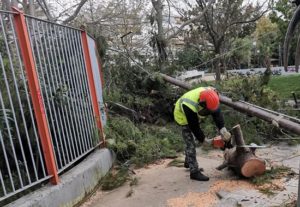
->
[222, 125, 266, 177]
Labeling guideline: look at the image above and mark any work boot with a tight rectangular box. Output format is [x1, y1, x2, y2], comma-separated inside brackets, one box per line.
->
[184, 161, 204, 171]
[190, 171, 209, 181]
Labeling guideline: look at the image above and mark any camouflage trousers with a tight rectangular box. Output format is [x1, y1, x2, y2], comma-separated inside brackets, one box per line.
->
[182, 125, 199, 173]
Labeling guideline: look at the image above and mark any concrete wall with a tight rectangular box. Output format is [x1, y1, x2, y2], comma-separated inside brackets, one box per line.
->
[6, 148, 115, 207]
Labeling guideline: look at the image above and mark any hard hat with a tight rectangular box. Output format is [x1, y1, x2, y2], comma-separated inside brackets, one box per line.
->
[199, 89, 220, 111]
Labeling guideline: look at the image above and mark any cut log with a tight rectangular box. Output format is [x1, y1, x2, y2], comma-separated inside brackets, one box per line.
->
[218, 125, 266, 178]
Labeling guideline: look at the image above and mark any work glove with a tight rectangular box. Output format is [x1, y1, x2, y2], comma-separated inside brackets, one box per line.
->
[220, 127, 231, 142]
[203, 138, 213, 145]
[200, 137, 213, 148]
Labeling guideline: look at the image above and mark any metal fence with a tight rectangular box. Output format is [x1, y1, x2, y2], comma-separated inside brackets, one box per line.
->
[0, 10, 50, 201]
[25, 16, 98, 172]
[0, 9, 105, 203]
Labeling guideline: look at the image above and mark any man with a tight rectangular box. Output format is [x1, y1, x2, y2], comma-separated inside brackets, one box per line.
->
[174, 87, 231, 181]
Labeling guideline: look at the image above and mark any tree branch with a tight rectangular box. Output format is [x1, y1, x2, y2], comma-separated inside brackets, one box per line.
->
[62, 0, 88, 24]
[53, 3, 82, 21]
[228, 9, 269, 27]
[166, 0, 213, 40]
[120, 33, 151, 75]
[167, 11, 206, 40]
[36, 0, 54, 21]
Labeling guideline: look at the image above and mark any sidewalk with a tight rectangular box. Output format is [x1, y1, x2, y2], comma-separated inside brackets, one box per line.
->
[80, 144, 299, 207]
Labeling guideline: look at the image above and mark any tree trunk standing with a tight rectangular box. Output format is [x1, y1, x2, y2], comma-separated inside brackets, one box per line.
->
[297, 163, 300, 207]
[214, 45, 221, 81]
[212, 60, 221, 81]
[151, 0, 167, 72]
[87, 0, 96, 36]
[221, 125, 266, 178]
[260, 54, 272, 86]
[214, 57, 222, 81]
[295, 36, 300, 72]
[29, 0, 35, 16]
[2, 0, 11, 10]
[11, 0, 18, 7]
[215, 58, 221, 81]
[222, 56, 227, 76]
[22, 0, 35, 15]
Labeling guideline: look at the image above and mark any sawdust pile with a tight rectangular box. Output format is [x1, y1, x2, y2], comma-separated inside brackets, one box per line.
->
[167, 180, 254, 207]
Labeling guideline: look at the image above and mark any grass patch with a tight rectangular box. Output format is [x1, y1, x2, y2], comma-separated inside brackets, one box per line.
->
[268, 75, 300, 99]
[167, 158, 185, 167]
[258, 188, 276, 197]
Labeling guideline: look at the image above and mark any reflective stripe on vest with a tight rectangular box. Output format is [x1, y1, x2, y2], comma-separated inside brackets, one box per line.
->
[174, 87, 207, 125]
[179, 98, 199, 112]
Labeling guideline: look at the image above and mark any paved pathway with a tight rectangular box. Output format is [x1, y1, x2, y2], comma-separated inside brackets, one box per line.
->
[80, 143, 300, 207]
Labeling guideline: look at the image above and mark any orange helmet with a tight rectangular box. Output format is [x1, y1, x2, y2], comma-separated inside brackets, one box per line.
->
[199, 89, 220, 111]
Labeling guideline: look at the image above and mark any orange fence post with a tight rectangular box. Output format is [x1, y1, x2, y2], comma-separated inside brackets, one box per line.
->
[12, 7, 59, 184]
[81, 31, 105, 145]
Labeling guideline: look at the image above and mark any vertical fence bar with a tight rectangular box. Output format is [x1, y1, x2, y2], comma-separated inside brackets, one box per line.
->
[41, 22, 69, 166]
[0, 14, 31, 186]
[66, 29, 93, 150]
[12, 8, 59, 184]
[56, 27, 85, 156]
[297, 162, 300, 207]
[63, 28, 89, 152]
[0, 128, 14, 191]
[11, 15, 47, 178]
[52, 25, 81, 159]
[47, 24, 76, 162]
[81, 31, 104, 144]
[0, 170, 6, 196]
[27, 18, 62, 169]
[6, 14, 40, 182]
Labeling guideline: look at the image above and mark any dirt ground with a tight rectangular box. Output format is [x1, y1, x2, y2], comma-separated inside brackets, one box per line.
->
[80, 143, 299, 207]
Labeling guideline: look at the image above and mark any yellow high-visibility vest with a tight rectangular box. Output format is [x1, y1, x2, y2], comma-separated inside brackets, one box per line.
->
[173, 87, 207, 125]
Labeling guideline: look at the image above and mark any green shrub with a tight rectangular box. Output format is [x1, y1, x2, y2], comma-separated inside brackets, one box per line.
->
[101, 167, 129, 190]
[105, 116, 184, 167]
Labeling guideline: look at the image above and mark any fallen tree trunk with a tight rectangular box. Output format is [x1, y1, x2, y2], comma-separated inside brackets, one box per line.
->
[220, 96, 300, 135]
[106, 101, 141, 121]
[219, 125, 266, 177]
[160, 73, 300, 135]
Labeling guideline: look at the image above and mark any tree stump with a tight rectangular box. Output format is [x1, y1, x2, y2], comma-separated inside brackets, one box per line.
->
[217, 125, 266, 177]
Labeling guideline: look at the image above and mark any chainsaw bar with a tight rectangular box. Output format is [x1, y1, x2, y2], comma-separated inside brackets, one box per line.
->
[237, 144, 266, 148]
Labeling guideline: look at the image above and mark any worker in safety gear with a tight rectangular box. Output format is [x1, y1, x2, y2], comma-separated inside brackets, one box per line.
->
[174, 87, 231, 181]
